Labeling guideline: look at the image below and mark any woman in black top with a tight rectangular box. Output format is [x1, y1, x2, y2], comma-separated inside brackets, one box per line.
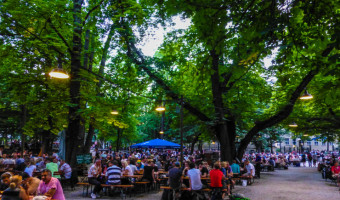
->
[142, 160, 155, 184]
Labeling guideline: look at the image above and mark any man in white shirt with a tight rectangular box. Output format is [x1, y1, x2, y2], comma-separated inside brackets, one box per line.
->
[126, 159, 138, 175]
[242, 160, 255, 185]
[187, 162, 202, 191]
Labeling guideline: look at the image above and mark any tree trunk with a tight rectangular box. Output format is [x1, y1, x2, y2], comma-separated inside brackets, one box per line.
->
[226, 116, 237, 159]
[41, 130, 52, 155]
[83, 29, 90, 69]
[20, 105, 27, 155]
[66, 0, 84, 168]
[83, 117, 95, 153]
[116, 128, 121, 152]
[210, 49, 232, 162]
[270, 142, 273, 154]
[190, 135, 199, 154]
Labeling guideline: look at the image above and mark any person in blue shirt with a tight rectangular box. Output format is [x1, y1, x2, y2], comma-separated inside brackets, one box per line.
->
[230, 160, 240, 174]
[136, 160, 144, 170]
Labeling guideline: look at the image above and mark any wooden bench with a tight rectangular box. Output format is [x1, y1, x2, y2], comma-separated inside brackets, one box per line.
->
[77, 182, 91, 197]
[161, 186, 228, 192]
[134, 181, 150, 193]
[101, 184, 134, 199]
[161, 186, 229, 200]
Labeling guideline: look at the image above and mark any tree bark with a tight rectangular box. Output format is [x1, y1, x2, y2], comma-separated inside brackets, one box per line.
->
[20, 105, 27, 155]
[210, 49, 233, 162]
[116, 128, 121, 152]
[66, 0, 84, 168]
[190, 135, 199, 154]
[83, 117, 95, 153]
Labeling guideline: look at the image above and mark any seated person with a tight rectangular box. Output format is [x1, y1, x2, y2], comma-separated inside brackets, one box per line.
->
[37, 169, 65, 200]
[106, 160, 122, 185]
[0, 172, 12, 190]
[24, 159, 36, 177]
[331, 161, 340, 188]
[21, 172, 40, 195]
[210, 162, 225, 199]
[188, 162, 202, 191]
[242, 160, 255, 184]
[142, 160, 156, 185]
[59, 160, 72, 180]
[231, 160, 240, 175]
[136, 160, 144, 170]
[45, 157, 60, 178]
[35, 158, 45, 172]
[88, 159, 103, 199]
[2, 175, 29, 200]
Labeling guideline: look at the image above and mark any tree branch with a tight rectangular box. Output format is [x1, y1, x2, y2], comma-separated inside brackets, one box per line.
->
[118, 21, 211, 122]
[47, 18, 73, 55]
[1, 14, 65, 57]
[82, 0, 105, 26]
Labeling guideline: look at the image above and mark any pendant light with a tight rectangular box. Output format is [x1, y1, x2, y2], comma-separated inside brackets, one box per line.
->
[49, 58, 69, 79]
[299, 90, 313, 100]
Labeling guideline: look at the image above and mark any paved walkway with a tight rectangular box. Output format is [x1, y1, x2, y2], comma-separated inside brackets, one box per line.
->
[233, 167, 340, 200]
[65, 167, 339, 199]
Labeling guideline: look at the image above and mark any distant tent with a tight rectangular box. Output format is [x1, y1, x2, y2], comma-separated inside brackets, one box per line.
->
[130, 139, 181, 149]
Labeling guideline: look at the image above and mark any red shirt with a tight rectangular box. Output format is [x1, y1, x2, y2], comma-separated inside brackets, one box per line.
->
[210, 169, 223, 188]
[331, 166, 340, 174]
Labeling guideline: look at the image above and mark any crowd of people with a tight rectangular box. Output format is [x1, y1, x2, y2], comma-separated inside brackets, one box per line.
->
[87, 148, 258, 199]
[0, 152, 71, 200]
[1, 147, 338, 199]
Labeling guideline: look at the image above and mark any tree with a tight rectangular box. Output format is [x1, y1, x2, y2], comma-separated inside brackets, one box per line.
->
[116, 0, 339, 161]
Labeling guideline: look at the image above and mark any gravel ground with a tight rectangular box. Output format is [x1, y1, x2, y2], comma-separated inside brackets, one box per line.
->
[64, 167, 340, 200]
[233, 167, 340, 200]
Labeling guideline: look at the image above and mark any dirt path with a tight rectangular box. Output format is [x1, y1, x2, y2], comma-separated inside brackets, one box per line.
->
[233, 167, 340, 200]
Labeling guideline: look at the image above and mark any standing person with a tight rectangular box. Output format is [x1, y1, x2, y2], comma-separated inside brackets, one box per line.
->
[37, 169, 65, 200]
[307, 152, 313, 167]
[187, 162, 202, 191]
[91, 148, 97, 163]
[301, 153, 306, 167]
[194, 151, 203, 165]
[88, 159, 103, 199]
[167, 162, 182, 199]
[312, 153, 318, 167]
[2, 175, 29, 200]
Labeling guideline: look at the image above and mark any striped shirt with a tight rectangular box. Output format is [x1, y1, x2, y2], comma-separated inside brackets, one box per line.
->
[106, 165, 122, 184]
[88, 164, 100, 178]
[60, 163, 72, 179]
